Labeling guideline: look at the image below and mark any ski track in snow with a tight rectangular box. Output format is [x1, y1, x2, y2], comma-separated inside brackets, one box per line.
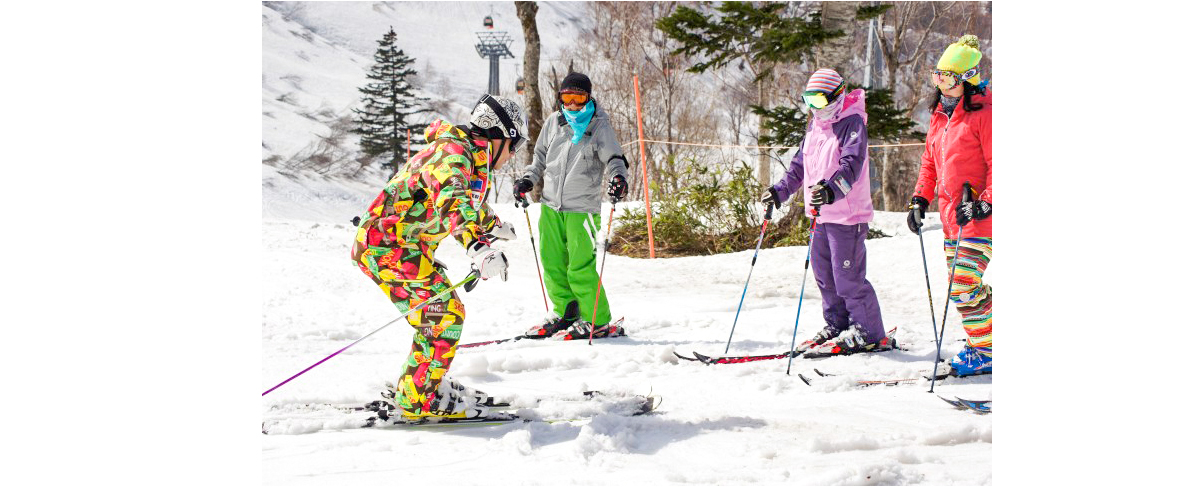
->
[262, 177, 992, 485]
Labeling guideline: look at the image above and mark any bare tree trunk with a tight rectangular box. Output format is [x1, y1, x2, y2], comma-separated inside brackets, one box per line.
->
[516, 1, 544, 201]
[816, 1, 859, 74]
[756, 76, 770, 187]
[882, 147, 894, 211]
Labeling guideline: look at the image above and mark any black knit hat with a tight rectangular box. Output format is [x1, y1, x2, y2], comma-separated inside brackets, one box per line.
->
[559, 72, 592, 94]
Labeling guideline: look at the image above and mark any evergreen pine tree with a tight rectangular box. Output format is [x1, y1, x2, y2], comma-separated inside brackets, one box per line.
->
[753, 85, 919, 152]
[353, 27, 430, 174]
[656, 2, 842, 186]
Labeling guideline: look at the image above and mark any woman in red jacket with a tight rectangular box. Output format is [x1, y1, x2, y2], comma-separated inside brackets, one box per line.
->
[906, 35, 992, 376]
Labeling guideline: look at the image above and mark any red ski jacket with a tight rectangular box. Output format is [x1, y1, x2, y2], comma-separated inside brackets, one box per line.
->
[914, 88, 992, 239]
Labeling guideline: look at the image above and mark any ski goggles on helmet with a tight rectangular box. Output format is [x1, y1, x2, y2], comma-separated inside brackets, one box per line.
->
[559, 91, 589, 106]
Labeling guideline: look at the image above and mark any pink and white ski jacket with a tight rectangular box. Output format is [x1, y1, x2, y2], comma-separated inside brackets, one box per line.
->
[773, 89, 873, 226]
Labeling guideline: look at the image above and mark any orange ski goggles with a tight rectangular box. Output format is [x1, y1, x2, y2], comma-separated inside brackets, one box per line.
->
[559, 91, 589, 106]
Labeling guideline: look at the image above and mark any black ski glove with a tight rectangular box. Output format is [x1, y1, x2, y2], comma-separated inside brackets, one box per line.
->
[956, 199, 991, 226]
[761, 187, 780, 209]
[907, 196, 929, 234]
[608, 175, 628, 201]
[810, 180, 835, 207]
[513, 177, 534, 207]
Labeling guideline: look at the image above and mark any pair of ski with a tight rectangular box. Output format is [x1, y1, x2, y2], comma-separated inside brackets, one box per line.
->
[262, 389, 659, 434]
[795, 365, 992, 387]
[675, 327, 901, 365]
[365, 390, 661, 429]
[458, 318, 627, 350]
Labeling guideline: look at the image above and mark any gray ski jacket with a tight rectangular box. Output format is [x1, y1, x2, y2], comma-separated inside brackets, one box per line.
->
[523, 102, 630, 214]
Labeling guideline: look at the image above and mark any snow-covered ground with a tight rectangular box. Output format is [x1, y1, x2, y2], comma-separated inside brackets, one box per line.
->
[6, 3, 1193, 487]
[261, 171, 993, 484]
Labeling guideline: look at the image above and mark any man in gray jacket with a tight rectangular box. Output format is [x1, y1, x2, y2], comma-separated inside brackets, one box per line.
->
[513, 72, 630, 339]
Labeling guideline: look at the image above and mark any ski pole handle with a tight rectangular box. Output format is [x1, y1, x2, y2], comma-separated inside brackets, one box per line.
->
[464, 266, 484, 292]
[962, 182, 973, 204]
[764, 202, 774, 221]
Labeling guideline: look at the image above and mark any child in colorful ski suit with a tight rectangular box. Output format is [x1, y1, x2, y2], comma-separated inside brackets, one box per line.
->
[762, 69, 892, 357]
[906, 35, 992, 376]
[352, 95, 526, 420]
[513, 72, 630, 339]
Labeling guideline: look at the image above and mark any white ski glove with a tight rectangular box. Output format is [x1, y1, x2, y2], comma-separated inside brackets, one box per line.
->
[466, 240, 509, 281]
[485, 221, 517, 241]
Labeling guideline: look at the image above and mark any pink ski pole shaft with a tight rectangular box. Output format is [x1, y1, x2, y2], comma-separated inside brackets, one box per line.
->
[262, 270, 480, 396]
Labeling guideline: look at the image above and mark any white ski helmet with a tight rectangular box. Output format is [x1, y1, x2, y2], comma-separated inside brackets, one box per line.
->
[469, 94, 527, 153]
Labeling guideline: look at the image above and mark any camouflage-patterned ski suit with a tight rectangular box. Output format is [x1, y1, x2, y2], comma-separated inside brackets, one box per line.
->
[351, 120, 501, 415]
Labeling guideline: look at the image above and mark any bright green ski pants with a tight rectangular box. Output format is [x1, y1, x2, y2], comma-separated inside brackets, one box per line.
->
[538, 205, 611, 325]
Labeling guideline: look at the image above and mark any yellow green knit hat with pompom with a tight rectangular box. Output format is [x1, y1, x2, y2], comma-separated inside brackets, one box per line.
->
[937, 35, 983, 85]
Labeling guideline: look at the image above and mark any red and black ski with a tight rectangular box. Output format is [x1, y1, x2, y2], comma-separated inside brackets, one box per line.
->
[459, 318, 626, 349]
[679, 327, 900, 365]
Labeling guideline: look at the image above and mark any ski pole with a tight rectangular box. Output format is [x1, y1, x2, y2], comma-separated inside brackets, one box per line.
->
[588, 195, 619, 345]
[262, 270, 480, 397]
[913, 201, 939, 350]
[930, 183, 973, 393]
[724, 204, 775, 353]
[785, 206, 820, 375]
[519, 198, 550, 312]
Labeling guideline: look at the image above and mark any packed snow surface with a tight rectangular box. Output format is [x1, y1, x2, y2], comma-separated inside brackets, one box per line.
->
[262, 172, 992, 485]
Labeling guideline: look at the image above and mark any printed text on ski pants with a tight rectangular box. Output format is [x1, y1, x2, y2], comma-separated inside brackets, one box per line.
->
[539, 205, 611, 325]
[355, 243, 464, 414]
[945, 237, 992, 357]
[810, 222, 886, 342]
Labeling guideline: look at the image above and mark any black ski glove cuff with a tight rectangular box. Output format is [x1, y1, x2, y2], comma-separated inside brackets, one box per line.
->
[957, 200, 991, 226]
[810, 180, 835, 206]
[907, 196, 929, 234]
[761, 187, 781, 209]
[607, 175, 628, 200]
[514, 177, 534, 207]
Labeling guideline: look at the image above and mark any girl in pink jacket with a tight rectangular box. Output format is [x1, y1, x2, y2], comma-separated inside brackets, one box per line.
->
[762, 68, 893, 358]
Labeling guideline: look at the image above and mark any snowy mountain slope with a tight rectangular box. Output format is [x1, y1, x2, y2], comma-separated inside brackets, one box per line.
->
[261, 163, 387, 223]
[262, 4, 373, 161]
[262, 1, 589, 164]
[262, 191, 992, 484]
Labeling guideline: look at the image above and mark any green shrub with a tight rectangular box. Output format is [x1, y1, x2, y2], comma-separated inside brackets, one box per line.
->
[611, 159, 887, 258]
[611, 160, 810, 257]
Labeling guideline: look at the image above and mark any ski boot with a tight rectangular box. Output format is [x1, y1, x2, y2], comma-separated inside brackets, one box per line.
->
[363, 383, 403, 425]
[803, 324, 896, 358]
[794, 325, 842, 354]
[443, 376, 509, 407]
[396, 379, 493, 423]
[554, 320, 627, 340]
[524, 301, 579, 338]
[949, 346, 992, 376]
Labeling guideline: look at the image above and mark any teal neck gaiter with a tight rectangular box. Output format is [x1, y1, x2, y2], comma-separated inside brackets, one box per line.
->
[562, 100, 595, 144]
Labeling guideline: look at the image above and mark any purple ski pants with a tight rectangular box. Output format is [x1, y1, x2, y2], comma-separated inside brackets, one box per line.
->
[809, 222, 886, 342]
